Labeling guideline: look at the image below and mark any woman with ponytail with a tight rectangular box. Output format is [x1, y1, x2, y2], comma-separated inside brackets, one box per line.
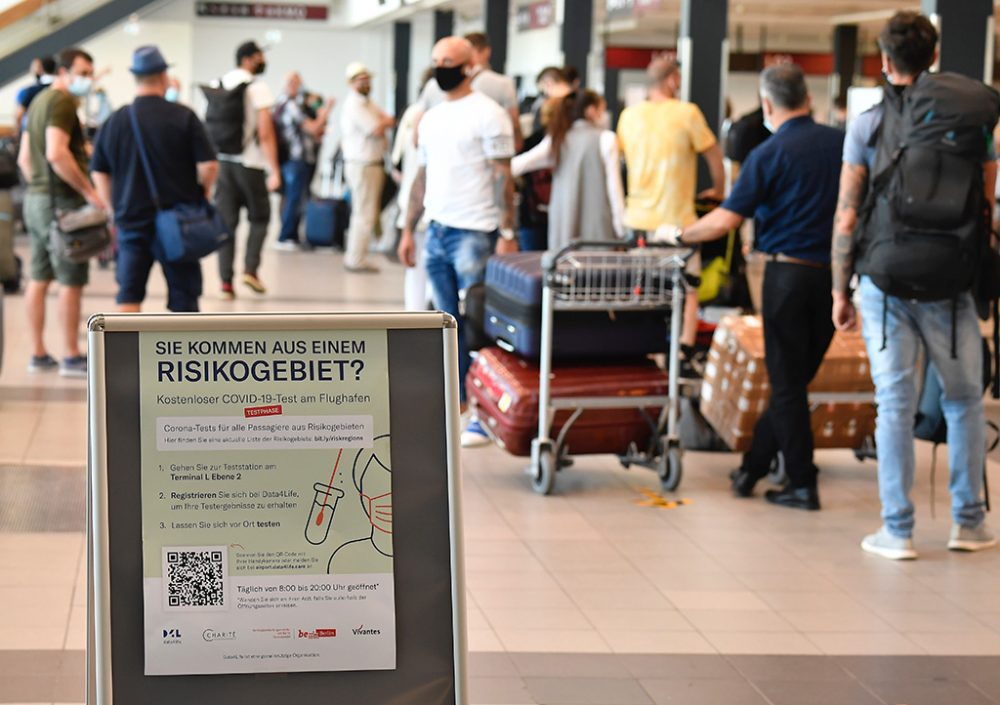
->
[512, 89, 625, 251]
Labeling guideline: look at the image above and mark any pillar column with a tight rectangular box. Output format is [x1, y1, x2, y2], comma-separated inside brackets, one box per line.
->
[562, 0, 593, 86]
[832, 24, 858, 102]
[434, 9, 454, 42]
[484, 0, 510, 73]
[393, 21, 411, 114]
[679, 0, 728, 189]
[921, 0, 994, 81]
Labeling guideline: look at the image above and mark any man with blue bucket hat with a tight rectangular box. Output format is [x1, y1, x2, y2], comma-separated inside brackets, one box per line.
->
[90, 45, 219, 312]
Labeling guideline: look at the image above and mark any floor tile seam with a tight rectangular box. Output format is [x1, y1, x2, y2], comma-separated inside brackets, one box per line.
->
[800, 630, 931, 656]
[718, 651, 894, 704]
[967, 678, 1000, 704]
[615, 539, 730, 595]
[60, 544, 87, 651]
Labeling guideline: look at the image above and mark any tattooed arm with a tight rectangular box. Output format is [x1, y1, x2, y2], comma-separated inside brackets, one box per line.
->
[492, 157, 519, 254]
[397, 166, 426, 268]
[831, 162, 869, 331]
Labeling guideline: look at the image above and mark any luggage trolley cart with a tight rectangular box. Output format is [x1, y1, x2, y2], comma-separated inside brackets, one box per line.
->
[529, 242, 694, 495]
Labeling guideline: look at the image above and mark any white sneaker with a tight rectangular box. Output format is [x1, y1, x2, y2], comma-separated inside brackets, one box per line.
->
[272, 240, 302, 252]
[460, 419, 491, 448]
[948, 524, 997, 552]
[861, 526, 918, 560]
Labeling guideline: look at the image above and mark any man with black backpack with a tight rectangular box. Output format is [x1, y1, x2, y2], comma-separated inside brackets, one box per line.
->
[832, 11, 999, 560]
[204, 40, 280, 299]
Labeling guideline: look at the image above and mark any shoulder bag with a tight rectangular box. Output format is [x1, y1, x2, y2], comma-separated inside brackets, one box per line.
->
[48, 161, 110, 263]
[128, 104, 231, 263]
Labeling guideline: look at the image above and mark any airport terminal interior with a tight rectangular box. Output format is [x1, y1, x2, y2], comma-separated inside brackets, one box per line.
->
[3, 1, 1000, 704]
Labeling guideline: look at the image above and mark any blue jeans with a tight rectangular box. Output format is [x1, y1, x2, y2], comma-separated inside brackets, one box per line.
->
[424, 221, 495, 401]
[858, 276, 986, 537]
[278, 160, 314, 242]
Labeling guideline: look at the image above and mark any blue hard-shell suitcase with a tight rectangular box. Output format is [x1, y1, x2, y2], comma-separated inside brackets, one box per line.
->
[304, 198, 348, 249]
[484, 252, 670, 359]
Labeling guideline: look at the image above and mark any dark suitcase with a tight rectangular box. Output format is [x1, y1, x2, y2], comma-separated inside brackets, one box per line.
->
[461, 283, 490, 352]
[484, 252, 670, 359]
[305, 198, 349, 249]
[467, 347, 667, 457]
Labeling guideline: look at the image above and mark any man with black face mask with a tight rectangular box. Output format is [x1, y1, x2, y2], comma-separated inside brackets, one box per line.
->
[213, 40, 281, 299]
[340, 62, 394, 273]
[398, 36, 518, 448]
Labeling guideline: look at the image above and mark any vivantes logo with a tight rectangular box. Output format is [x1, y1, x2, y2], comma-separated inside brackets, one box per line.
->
[352, 624, 381, 636]
[203, 629, 237, 642]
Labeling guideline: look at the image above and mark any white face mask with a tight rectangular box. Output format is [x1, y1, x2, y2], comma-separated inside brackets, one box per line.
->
[68, 76, 92, 97]
[595, 111, 611, 130]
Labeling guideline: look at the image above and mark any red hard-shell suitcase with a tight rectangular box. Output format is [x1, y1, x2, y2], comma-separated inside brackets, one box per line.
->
[467, 347, 667, 457]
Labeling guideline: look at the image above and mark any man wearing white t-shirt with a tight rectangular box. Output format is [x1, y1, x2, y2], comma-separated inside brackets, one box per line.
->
[414, 32, 522, 150]
[212, 41, 280, 299]
[399, 36, 518, 447]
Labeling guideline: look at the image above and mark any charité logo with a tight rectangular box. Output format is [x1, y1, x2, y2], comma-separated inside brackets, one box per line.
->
[353, 625, 381, 636]
[203, 629, 237, 642]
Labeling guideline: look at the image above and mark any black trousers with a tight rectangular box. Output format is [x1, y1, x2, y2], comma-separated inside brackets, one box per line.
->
[741, 262, 835, 490]
[215, 161, 271, 283]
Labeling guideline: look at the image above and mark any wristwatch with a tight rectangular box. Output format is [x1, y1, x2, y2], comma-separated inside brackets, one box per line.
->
[499, 228, 516, 241]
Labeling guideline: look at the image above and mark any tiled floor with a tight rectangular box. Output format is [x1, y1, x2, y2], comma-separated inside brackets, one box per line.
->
[2, 230, 1000, 704]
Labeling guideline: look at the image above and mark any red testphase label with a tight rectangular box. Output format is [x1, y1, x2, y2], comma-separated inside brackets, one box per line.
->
[315, 629, 337, 638]
[245, 405, 282, 418]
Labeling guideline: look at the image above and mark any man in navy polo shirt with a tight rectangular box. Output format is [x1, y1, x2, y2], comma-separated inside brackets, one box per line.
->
[91, 46, 218, 312]
[662, 63, 844, 510]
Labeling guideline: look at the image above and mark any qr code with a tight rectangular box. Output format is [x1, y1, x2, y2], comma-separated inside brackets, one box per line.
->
[163, 547, 226, 609]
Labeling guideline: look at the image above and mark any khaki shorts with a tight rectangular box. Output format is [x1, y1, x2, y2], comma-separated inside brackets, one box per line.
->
[24, 191, 89, 287]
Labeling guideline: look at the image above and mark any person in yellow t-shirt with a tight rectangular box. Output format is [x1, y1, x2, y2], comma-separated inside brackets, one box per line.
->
[617, 57, 725, 355]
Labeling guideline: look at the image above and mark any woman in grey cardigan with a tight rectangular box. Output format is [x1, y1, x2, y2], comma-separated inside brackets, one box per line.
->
[512, 90, 625, 252]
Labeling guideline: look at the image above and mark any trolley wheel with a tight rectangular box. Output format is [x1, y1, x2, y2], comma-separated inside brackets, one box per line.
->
[767, 452, 787, 486]
[532, 444, 557, 495]
[658, 445, 683, 492]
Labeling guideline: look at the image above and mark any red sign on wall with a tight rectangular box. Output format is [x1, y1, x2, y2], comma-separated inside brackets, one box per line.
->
[516, 1, 554, 31]
[195, 2, 329, 21]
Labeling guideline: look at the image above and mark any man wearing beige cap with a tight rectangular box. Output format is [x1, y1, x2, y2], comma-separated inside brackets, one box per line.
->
[340, 62, 394, 273]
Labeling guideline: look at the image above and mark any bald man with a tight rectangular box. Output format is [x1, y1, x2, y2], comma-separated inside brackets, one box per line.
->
[399, 36, 518, 447]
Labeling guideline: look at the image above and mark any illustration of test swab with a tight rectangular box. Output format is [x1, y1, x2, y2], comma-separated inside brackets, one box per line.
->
[304, 449, 346, 545]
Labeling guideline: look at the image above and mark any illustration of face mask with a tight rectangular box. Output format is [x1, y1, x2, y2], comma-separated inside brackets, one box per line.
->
[361, 491, 392, 535]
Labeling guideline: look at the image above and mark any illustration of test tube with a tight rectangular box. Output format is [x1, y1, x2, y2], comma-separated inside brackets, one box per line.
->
[304, 482, 345, 545]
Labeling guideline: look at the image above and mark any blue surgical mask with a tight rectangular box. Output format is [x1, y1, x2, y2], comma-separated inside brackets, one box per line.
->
[68, 76, 92, 97]
[763, 117, 776, 133]
[165, 87, 179, 103]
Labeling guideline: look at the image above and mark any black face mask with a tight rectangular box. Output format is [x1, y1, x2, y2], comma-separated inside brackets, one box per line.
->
[253, 61, 267, 76]
[434, 63, 466, 92]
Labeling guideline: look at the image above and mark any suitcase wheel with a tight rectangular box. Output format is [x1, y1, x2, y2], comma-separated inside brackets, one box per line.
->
[658, 444, 683, 492]
[531, 443, 557, 496]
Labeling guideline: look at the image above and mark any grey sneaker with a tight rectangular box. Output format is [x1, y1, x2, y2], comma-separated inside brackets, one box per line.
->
[861, 526, 917, 560]
[948, 524, 997, 552]
[59, 355, 88, 379]
[28, 354, 59, 373]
